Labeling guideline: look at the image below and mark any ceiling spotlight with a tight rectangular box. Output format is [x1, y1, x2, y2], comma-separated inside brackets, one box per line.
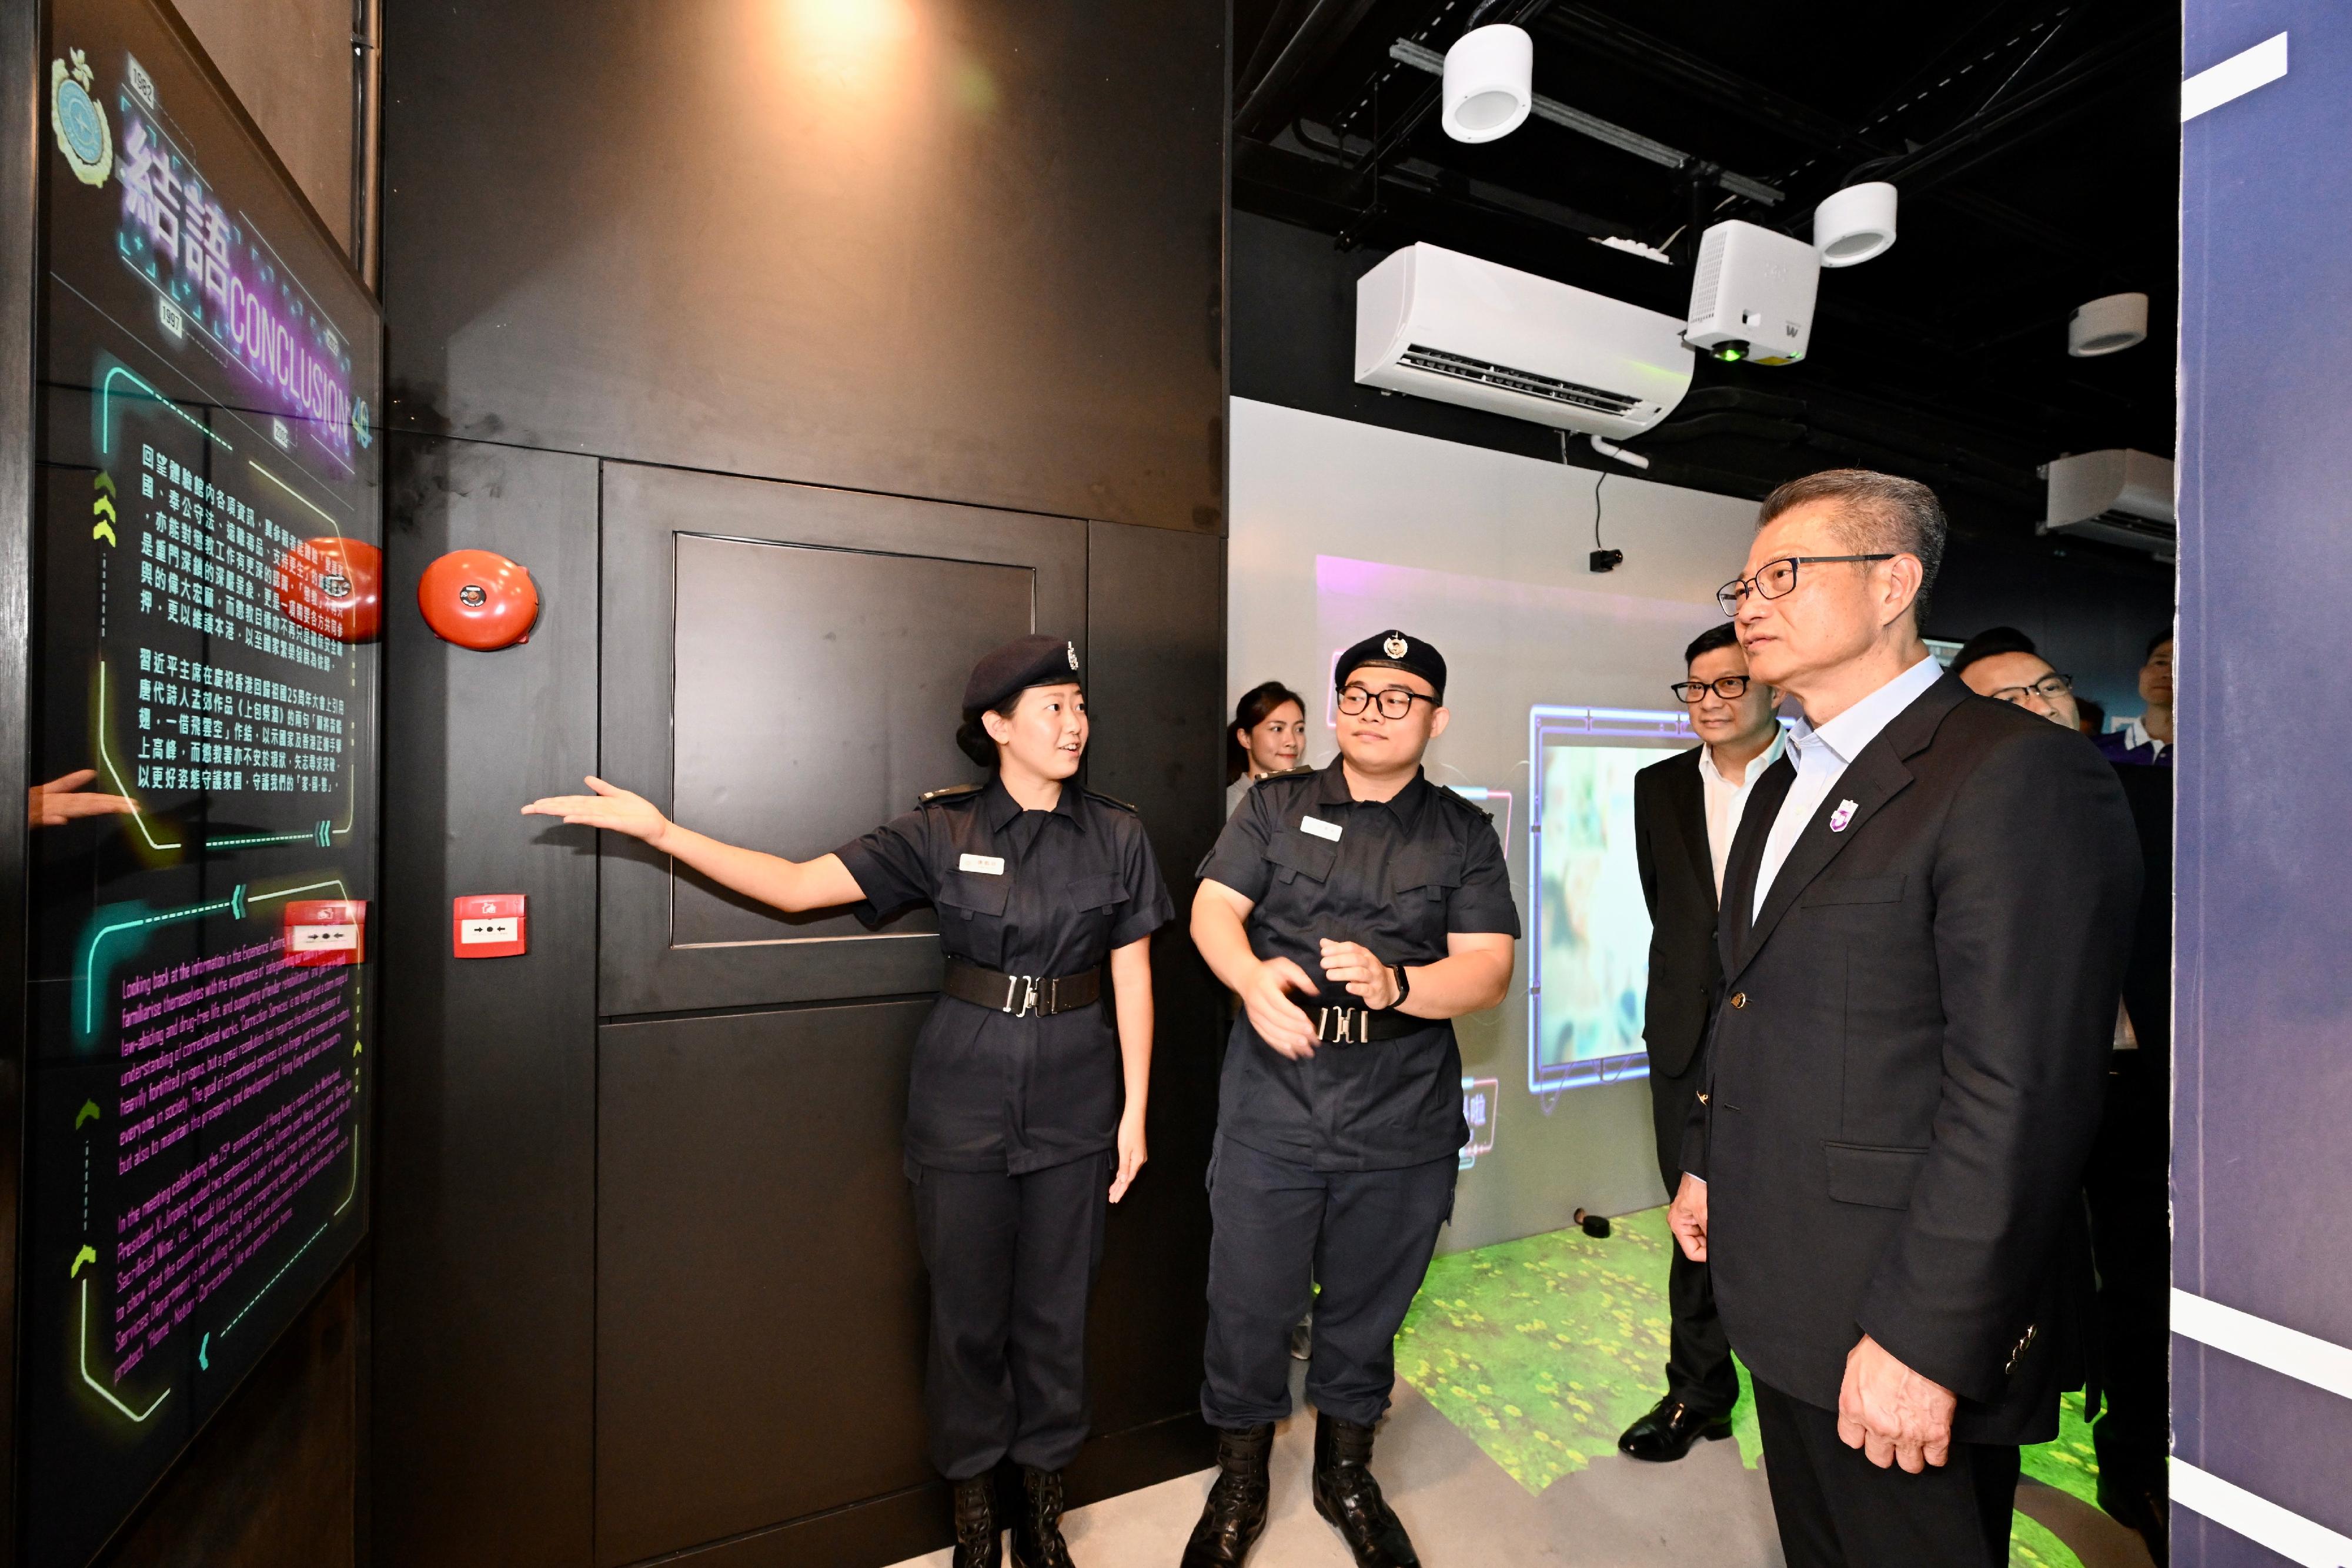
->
[1442, 24, 1533, 143]
[2069, 292, 2149, 357]
[1812, 181, 1898, 267]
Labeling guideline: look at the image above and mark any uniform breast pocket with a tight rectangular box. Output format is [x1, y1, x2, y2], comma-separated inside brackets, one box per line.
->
[1262, 830, 1337, 887]
[936, 871, 1011, 922]
[1389, 848, 1465, 911]
[1068, 874, 1125, 915]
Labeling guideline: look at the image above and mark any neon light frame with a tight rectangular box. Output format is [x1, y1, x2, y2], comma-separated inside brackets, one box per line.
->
[1525, 704, 1696, 1094]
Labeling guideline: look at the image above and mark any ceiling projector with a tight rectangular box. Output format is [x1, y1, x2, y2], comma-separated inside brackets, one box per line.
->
[1682, 220, 1820, 366]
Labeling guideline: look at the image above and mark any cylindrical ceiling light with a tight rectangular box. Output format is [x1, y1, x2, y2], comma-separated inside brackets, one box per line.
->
[2069, 292, 2149, 356]
[1442, 24, 1533, 143]
[1812, 180, 1898, 267]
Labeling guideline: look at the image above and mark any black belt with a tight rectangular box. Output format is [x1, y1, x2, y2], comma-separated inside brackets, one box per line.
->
[943, 959, 1102, 1018]
[1312, 1004, 1422, 1045]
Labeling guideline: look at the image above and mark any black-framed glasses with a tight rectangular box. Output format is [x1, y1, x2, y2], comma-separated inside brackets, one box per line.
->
[1987, 673, 2075, 706]
[1717, 554, 1896, 617]
[1671, 675, 1752, 703]
[1337, 684, 1438, 720]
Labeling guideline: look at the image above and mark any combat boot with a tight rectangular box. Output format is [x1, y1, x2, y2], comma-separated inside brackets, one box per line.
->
[1311, 1412, 1418, 1568]
[1010, 1466, 1075, 1568]
[951, 1475, 1002, 1568]
[1180, 1423, 1273, 1566]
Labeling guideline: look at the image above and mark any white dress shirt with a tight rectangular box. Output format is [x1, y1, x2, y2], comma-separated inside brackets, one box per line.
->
[2119, 715, 2171, 761]
[1697, 727, 1787, 898]
[1752, 655, 1945, 918]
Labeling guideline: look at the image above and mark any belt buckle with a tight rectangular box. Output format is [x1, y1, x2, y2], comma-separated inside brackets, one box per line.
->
[1317, 1006, 1363, 1045]
[1003, 975, 1041, 1017]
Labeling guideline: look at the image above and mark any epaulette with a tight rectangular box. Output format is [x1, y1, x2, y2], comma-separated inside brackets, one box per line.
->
[1082, 787, 1140, 814]
[917, 782, 986, 807]
[1434, 784, 1494, 822]
[1252, 766, 1318, 786]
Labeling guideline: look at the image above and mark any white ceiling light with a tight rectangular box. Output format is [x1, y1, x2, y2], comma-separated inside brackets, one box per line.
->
[1812, 180, 1898, 267]
[1442, 24, 1533, 143]
[2069, 292, 2149, 356]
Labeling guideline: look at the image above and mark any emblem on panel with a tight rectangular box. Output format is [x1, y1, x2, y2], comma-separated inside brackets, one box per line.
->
[51, 49, 113, 188]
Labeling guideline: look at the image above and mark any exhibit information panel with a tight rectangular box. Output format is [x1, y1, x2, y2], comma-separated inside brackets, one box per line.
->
[23, 1, 380, 1560]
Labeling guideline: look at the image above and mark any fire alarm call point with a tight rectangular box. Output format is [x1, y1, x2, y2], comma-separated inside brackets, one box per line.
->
[453, 894, 527, 958]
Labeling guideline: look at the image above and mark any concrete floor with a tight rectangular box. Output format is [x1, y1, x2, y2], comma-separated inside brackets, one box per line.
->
[887, 1359, 2157, 1568]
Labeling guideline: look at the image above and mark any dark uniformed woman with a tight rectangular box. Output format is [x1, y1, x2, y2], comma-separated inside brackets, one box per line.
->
[524, 634, 1172, 1568]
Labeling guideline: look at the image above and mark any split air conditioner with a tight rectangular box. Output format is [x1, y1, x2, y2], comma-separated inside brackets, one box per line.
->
[1354, 243, 1692, 439]
[2039, 449, 2176, 556]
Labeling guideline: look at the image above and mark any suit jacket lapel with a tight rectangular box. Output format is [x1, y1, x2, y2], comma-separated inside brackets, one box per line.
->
[1717, 754, 1793, 976]
[1667, 751, 1717, 915]
[1736, 743, 1912, 972]
[1730, 674, 1973, 977]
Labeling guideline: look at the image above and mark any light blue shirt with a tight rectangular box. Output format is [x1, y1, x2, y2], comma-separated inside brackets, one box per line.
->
[1752, 655, 1945, 919]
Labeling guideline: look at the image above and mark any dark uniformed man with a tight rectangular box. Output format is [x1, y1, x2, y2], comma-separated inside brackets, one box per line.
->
[1180, 630, 1520, 1568]
[525, 634, 1172, 1568]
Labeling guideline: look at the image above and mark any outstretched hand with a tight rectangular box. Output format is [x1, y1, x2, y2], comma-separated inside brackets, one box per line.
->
[29, 768, 138, 828]
[521, 777, 671, 847]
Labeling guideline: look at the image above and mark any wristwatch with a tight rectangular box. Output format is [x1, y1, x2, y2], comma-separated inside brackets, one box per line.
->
[1385, 964, 1411, 1011]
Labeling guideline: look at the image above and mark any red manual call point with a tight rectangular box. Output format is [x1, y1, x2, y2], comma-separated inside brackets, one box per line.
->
[273, 536, 383, 643]
[418, 548, 539, 650]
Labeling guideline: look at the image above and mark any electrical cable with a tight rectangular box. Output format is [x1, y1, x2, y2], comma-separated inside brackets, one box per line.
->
[1593, 469, 1606, 550]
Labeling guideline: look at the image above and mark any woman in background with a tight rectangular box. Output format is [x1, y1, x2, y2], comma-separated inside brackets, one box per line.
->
[1224, 681, 1307, 818]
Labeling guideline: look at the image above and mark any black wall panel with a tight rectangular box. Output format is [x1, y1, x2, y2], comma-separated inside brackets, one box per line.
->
[378, 1, 1226, 1561]
[594, 1002, 931, 1567]
[373, 437, 600, 1568]
[381, 0, 1226, 535]
[596, 462, 1087, 1018]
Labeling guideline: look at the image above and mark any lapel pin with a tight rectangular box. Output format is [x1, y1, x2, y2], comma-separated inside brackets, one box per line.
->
[1829, 798, 1858, 834]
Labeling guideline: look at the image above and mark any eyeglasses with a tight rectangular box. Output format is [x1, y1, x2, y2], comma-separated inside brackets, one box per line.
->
[1671, 676, 1752, 703]
[1717, 554, 1896, 617]
[1337, 684, 1438, 720]
[1987, 673, 2074, 706]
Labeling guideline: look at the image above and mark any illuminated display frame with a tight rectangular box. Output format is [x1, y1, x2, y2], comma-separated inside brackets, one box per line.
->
[1525, 704, 1695, 1094]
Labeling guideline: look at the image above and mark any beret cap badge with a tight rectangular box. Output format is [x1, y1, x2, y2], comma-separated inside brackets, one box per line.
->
[1383, 634, 1408, 658]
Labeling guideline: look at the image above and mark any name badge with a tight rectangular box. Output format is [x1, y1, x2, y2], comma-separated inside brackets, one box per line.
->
[1299, 815, 1342, 842]
[958, 854, 1005, 875]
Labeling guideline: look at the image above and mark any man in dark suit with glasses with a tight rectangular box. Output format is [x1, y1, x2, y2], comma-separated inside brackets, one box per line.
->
[1616, 623, 1783, 1463]
[1668, 471, 2139, 1568]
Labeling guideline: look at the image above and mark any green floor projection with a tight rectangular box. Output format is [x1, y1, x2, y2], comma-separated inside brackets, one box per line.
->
[1395, 1208, 2102, 1568]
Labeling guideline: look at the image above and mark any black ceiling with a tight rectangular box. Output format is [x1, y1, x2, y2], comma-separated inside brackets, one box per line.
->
[1231, 0, 2181, 549]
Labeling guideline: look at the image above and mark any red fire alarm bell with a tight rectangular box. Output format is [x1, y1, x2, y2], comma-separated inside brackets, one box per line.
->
[453, 894, 527, 958]
[283, 900, 367, 967]
[419, 549, 540, 650]
[273, 536, 383, 643]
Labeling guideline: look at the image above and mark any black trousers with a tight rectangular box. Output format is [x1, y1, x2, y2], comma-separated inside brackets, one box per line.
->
[910, 1154, 1108, 1481]
[1646, 1050, 1741, 1413]
[1200, 1136, 1456, 1430]
[1752, 1379, 2019, 1568]
[2084, 1055, 2169, 1485]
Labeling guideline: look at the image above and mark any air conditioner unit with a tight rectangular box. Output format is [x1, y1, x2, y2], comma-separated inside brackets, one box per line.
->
[2039, 449, 2176, 556]
[1354, 243, 1692, 439]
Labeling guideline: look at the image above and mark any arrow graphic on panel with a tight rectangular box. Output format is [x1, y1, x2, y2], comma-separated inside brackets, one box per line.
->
[70, 1245, 96, 1279]
[75, 1100, 101, 1128]
[91, 473, 116, 546]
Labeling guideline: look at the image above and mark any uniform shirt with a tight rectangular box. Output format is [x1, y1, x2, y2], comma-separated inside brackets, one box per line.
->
[834, 777, 1172, 1175]
[1697, 728, 1788, 897]
[2094, 715, 2172, 768]
[1753, 655, 1944, 917]
[1196, 760, 1522, 1172]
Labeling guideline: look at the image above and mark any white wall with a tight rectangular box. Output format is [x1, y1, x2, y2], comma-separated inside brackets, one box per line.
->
[1229, 397, 1761, 1251]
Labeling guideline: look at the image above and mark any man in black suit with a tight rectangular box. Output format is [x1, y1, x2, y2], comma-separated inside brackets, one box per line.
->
[1668, 470, 2140, 1567]
[1616, 623, 1783, 1463]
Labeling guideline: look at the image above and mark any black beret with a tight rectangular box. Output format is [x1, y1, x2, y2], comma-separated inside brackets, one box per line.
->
[1948, 626, 2037, 678]
[1335, 629, 1446, 702]
[963, 634, 1081, 713]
